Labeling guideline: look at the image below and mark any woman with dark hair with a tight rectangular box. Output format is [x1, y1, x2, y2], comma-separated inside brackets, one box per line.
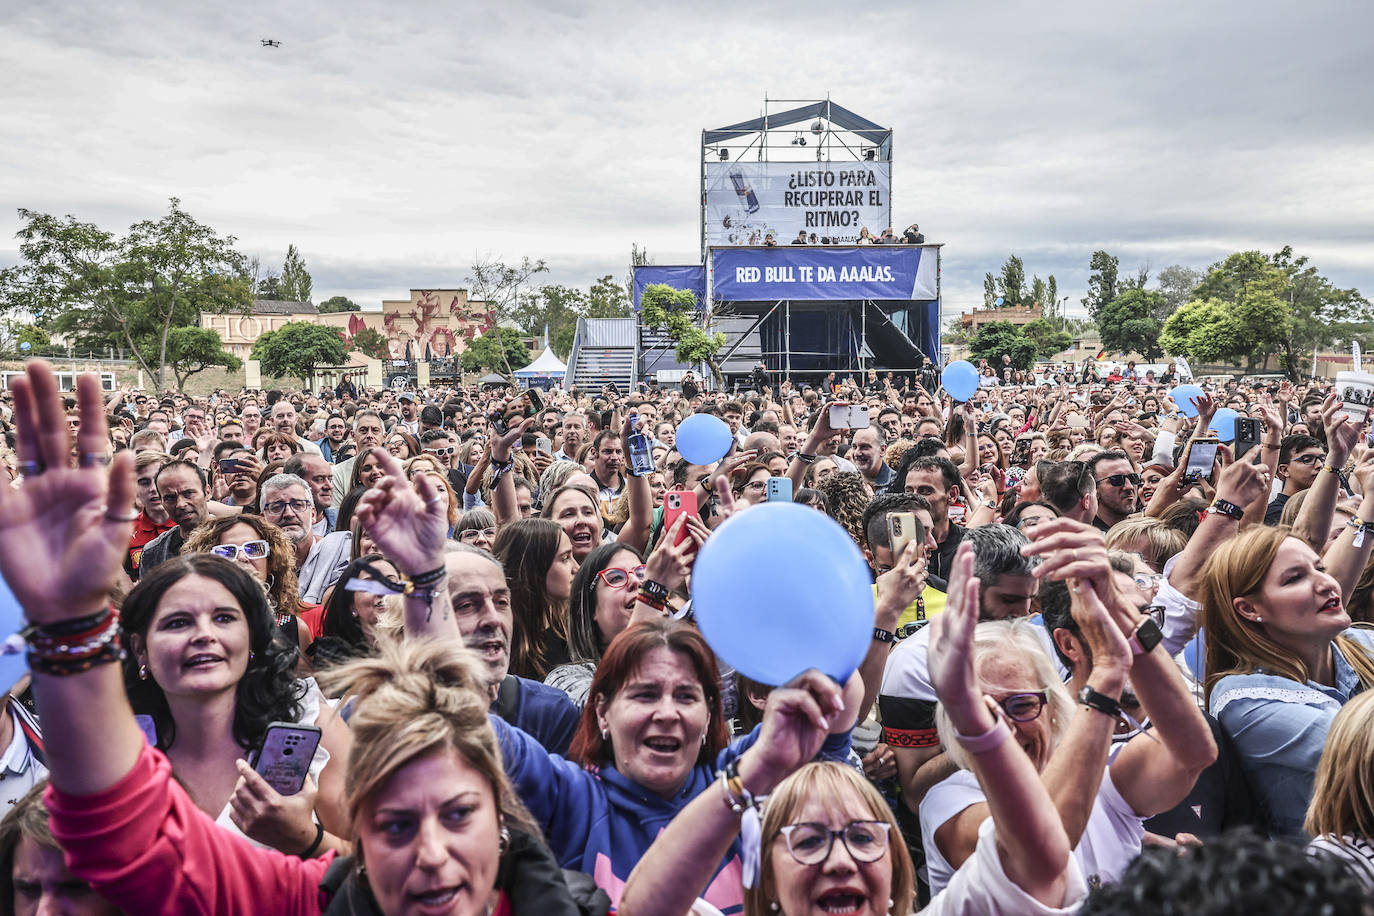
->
[496, 617, 863, 912]
[260, 432, 300, 464]
[455, 507, 498, 552]
[490, 518, 576, 681]
[793, 486, 829, 513]
[307, 553, 400, 668]
[120, 555, 352, 855]
[1003, 499, 1061, 532]
[384, 430, 419, 460]
[544, 518, 698, 707]
[346, 448, 387, 496]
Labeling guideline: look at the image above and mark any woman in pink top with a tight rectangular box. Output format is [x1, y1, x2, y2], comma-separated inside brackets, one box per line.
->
[0, 361, 580, 916]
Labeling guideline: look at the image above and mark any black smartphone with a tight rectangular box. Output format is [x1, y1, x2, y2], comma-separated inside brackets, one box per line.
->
[1235, 417, 1262, 459]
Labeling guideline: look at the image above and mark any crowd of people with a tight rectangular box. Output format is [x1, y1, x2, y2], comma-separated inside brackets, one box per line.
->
[0, 356, 1370, 914]
[770, 224, 925, 247]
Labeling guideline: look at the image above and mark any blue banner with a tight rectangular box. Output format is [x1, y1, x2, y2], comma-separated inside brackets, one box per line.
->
[633, 265, 707, 312]
[712, 246, 936, 302]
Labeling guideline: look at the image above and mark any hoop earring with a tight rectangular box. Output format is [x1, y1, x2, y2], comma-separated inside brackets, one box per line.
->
[499, 823, 511, 857]
[138, 664, 148, 680]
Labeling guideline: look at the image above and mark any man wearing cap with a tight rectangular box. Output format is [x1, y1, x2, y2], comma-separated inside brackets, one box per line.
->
[397, 391, 420, 436]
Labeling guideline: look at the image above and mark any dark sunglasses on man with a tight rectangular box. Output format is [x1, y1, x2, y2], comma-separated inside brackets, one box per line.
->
[1097, 472, 1142, 488]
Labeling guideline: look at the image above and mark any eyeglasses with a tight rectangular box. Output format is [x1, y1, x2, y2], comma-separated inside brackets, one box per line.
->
[777, 821, 891, 866]
[997, 691, 1048, 722]
[1291, 453, 1327, 466]
[263, 498, 313, 516]
[1143, 604, 1166, 627]
[1133, 573, 1164, 591]
[458, 527, 496, 542]
[426, 446, 456, 457]
[1096, 473, 1142, 487]
[597, 565, 648, 588]
[209, 540, 270, 561]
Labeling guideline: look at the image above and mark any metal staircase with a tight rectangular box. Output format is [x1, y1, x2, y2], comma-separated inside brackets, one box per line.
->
[568, 318, 636, 393]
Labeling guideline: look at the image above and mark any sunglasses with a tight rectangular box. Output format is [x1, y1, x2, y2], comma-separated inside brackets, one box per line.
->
[777, 820, 891, 866]
[1096, 473, 1142, 487]
[426, 446, 456, 457]
[997, 691, 1048, 722]
[209, 540, 269, 561]
[597, 565, 648, 588]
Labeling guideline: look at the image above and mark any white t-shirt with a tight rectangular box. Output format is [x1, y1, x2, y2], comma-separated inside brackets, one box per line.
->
[920, 765, 1143, 894]
[920, 817, 1088, 916]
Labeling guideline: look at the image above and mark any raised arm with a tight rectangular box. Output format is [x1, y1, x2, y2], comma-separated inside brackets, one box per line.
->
[353, 446, 460, 641]
[1320, 455, 1374, 601]
[489, 415, 534, 528]
[1167, 458, 1272, 599]
[858, 541, 927, 722]
[616, 412, 653, 555]
[788, 403, 843, 492]
[1292, 395, 1360, 552]
[928, 544, 1074, 907]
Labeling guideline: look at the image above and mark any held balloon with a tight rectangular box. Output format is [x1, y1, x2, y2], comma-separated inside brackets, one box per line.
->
[675, 414, 734, 466]
[1211, 408, 1239, 442]
[691, 503, 873, 686]
[941, 361, 980, 402]
[1170, 385, 1205, 418]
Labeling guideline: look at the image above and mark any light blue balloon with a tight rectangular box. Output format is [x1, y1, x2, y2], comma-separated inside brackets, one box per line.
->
[0, 574, 27, 689]
[676, 413, 734, 465]
[1170, 384, 1205, 418]
[18, 342, 30, 352]
[691, 503, 873, 686]
[941, 360, 980, 402]
[1212, 408, 1239, 441]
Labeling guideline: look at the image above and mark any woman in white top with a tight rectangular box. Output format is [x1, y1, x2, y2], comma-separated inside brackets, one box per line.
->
[121, 553, 352, 856]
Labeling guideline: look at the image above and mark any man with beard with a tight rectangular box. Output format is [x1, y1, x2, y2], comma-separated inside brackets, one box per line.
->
[1090, 450, 1140, 533]
[315, 413, 349, 463]
[260, 474, 351, 604]
[445, 544, 579, 754]
[139, 461, 210, 575]
[267, 400, 322, 456]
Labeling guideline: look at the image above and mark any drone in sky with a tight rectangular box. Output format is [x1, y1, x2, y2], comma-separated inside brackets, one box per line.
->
[261, 39, 281, 47]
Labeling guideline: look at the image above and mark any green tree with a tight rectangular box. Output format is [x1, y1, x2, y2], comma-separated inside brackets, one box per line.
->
[1046, 276, 1060, 322]
[251, 321, 347, 385]
[1156, 265, 1203, 315]
[1021, 318, 1072, 359]
[0, 199, 252, 391]
[460, 326, 530, 377]
[256, 274, 283, 299]
[1083, 250, 1120, 319]
[279, 244, 312, 303]
[1159, 288, 1291, 368]
[1096, 289, 1168, 360]
[997, 256, 1026, 306]
[1270, 247, 1371, 378]
[318, 295, 360, 313]
[164, 326, 242, 390]
[587, 274, 632, 318]
[969, 321, 1037, 370]
[348, 326, 390, 360]
[640, 284, 725, 385]
[983, 272, 998, 309]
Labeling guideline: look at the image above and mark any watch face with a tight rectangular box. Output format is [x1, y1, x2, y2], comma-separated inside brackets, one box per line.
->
[1134, 617, 1164, 653]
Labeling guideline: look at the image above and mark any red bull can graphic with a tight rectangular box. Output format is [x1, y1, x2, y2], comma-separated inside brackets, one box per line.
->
[729, 169, 760, 213]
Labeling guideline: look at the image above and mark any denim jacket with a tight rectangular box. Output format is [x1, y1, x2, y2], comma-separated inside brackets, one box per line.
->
[1209, 629, 1374, 837]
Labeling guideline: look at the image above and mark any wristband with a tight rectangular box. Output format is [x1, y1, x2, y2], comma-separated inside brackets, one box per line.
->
[795, 452, 818, 465]
[296, 822, 325, 859]
[872, 626, 896, 644]
[1208, 498, 1245, 521]
[953, 714, 1011, 755]
[639, 579, 670, 602]
[1077, 684, 1122, 718]
[1324, 465, 1342, 475]
[1346, 517, 1374, 548]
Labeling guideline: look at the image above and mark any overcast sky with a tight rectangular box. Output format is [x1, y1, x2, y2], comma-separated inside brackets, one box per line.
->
[4, 0, 1372, 321]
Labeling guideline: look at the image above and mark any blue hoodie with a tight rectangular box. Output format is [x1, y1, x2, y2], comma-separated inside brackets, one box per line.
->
[493, 718, 852, 914]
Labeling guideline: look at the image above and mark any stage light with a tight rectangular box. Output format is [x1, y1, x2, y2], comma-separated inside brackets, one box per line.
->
[718, 148, 729, 161]
[791, 133, 806, 147]
[810, 119, 824, 135]
[864, 148, 876, 161]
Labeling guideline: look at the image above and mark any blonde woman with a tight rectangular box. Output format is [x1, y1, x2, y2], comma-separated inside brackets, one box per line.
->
[1306, 690, 1374, 890]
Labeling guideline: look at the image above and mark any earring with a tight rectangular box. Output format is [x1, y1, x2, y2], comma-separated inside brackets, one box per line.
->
[499, 823, 511, 856]
[1255, 617, 1262, 622]
[138, 664, 148, 680]
[770, 904, 779, 912]
[249, 651, 256, 660]
[701, 731, 707, 746]
[601, 728, 609, 741]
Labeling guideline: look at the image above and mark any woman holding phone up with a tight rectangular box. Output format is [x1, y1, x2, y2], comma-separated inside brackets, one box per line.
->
[0, 362, 583, 915]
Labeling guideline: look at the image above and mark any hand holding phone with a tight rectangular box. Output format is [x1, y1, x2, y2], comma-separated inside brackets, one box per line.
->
[1184, 438, 1221, 484]
[662, 490, 699, 549]
[252, 722, 322, 796]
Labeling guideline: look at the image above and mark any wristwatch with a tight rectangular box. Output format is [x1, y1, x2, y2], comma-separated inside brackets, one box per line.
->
[1129, 616, 1164, 656]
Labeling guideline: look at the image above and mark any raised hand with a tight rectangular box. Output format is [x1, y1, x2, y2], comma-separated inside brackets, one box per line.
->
[926, 543, 985, 729]
[643, 514, 697, 591]
[0, 363, 135, 623]
[741, 668, 851, 794]
[1214, 451, 1272, 507]
[228, 761, 321, 854]
[353, 446, 447, 576]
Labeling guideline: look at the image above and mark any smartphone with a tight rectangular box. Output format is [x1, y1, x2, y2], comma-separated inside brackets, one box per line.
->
[662, 490, 699, 548]
[887, 511, 918, 561]
[489, 390, 544, 435]
[1184, 438, 1220, 484]
[827, 404, 871, 430]
[219, 458, 242, 474]
[252, 722, 322, 796]
[536, 436, 553, 455]
[1235, 417, 1261, 459]
[766, 477, 792, 502]
[627, 414, 655, 477]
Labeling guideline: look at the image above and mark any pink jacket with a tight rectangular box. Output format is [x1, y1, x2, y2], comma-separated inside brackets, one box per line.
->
[46, 745, 332, 916]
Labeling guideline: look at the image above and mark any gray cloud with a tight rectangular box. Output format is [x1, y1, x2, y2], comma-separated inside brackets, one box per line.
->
[2, 0, 1372, 321]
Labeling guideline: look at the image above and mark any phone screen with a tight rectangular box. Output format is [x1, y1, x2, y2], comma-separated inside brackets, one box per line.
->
[1186, 441, 1219, 480]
